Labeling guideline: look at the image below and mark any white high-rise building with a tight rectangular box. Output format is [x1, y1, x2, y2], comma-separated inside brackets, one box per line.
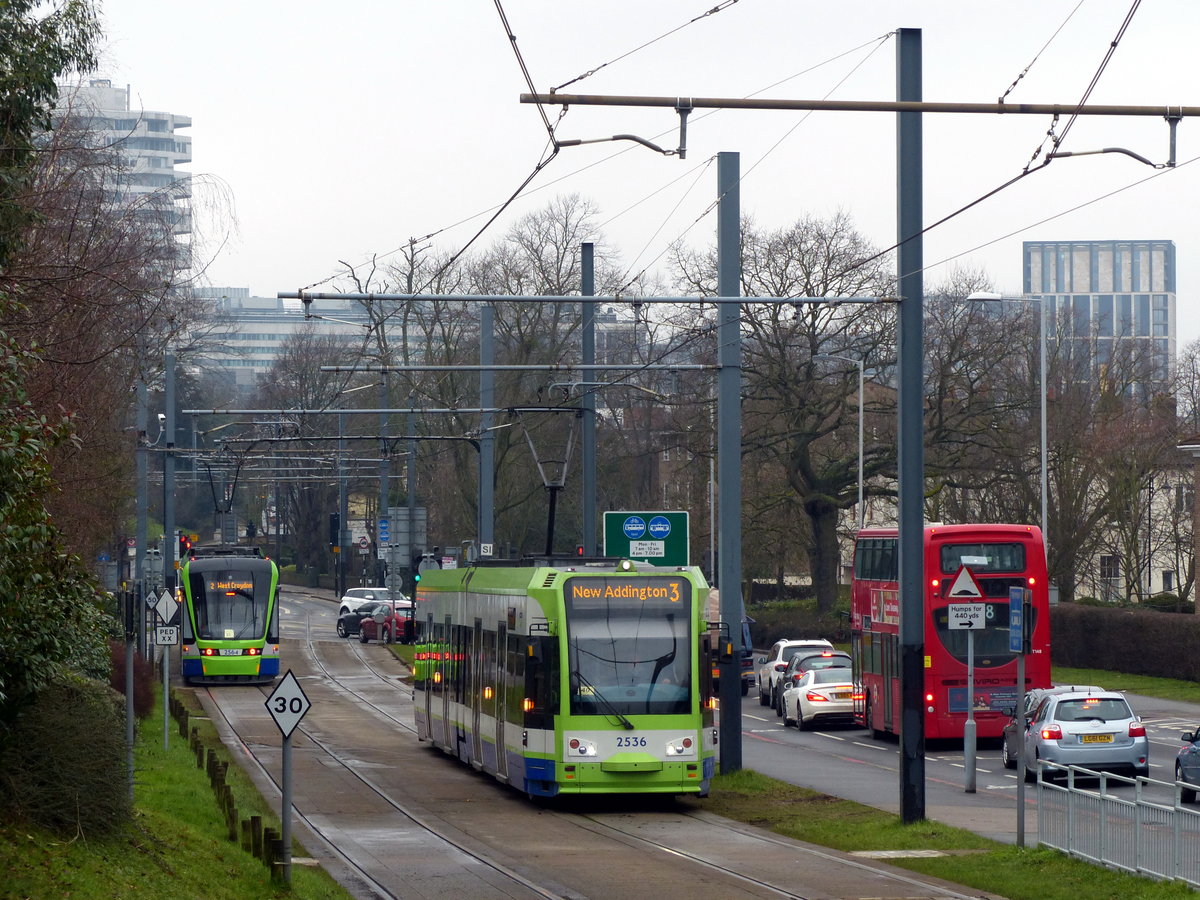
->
[52, 79, 193, 241]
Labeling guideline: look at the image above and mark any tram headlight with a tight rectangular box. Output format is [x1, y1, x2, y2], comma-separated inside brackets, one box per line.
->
[665, 735, 697, 757]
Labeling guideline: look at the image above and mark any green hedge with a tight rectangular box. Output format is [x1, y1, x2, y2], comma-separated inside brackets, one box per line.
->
[1049, 603, 1200, 681]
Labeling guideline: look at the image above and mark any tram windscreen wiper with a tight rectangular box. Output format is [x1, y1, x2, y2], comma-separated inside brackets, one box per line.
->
[573, 669, 634, 730]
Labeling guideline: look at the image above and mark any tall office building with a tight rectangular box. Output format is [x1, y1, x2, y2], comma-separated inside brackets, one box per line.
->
[52, 79, 193, 244]
[1023, 240, 1176, 391]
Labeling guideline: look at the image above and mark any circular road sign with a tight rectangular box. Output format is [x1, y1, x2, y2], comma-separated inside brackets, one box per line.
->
[359, 536, 369, 549]
[648, 515, 672, 539]
[622, 516, 647, 539]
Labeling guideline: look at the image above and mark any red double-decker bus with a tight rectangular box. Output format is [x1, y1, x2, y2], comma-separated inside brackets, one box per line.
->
[850, 523, 1051, 741]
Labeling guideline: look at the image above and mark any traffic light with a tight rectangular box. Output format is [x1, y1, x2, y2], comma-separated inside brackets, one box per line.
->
[178, 533, 193, 559]
[328, 512, 340, 547]
[412, 553, 423, 586]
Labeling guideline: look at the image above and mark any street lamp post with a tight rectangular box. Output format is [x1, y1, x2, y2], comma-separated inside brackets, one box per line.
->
[816, 354, 865, 530]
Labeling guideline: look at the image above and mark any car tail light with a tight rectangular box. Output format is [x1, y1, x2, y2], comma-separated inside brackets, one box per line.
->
[1041, 724, 1063, 740]
[1129, 722, 1146, 737]
[791, 673, 802, 684]
[806, 692, 828, 703]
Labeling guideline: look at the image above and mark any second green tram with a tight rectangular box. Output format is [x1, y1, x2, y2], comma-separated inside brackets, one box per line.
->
[179, 552, 281, 684]
[413, 559, 718, 797]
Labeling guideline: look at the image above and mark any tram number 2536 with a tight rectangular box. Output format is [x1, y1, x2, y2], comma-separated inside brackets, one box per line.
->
[615, 735, 647, 748]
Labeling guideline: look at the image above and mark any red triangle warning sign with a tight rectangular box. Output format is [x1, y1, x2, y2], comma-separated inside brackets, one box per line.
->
[947, 566, 984, 598]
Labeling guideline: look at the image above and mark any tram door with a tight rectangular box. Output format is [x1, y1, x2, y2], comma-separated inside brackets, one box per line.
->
[423, 614, 434, 736]
[471, 619, 483, 766]
[440, 616, 452, 752]
[496, 624, 508, 781]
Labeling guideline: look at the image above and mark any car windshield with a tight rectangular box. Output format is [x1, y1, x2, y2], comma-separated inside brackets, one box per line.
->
[353, 602, 377, 615]
[809, 668, 852, 685]
[1055, 698, 1132, 722]
[797, 655, 849, 670]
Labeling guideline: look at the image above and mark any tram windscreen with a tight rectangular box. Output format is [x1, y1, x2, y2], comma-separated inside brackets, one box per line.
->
[189, 568, 269, 640]
[563, 576, 692, 716]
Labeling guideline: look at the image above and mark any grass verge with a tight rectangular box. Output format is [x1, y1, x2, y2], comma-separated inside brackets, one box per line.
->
[1053, 665, 1200, 704]
[682, 768, 1196, 900]
[0, 689, 352, 900]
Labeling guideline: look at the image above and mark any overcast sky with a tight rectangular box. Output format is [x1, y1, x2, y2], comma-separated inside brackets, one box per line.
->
[96, 1, 1200, 343]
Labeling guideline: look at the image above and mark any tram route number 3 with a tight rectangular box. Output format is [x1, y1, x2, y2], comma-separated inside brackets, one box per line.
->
[264, 670, 311, 739]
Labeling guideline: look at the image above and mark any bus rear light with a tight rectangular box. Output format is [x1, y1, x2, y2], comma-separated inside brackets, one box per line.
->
[1041, 724, 1063, 740]
[925, 693, 934, 703]
[1129, 722, 1146, 737]
[1027, 576, 1037, 587]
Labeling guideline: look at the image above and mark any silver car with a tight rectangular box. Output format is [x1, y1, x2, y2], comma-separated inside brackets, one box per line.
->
[1175, 729, 1200, 803]
[1010, 689, 1148, 782]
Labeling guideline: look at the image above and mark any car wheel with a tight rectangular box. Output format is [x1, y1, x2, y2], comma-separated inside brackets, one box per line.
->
[1024, 758, 1039, 783]
[758, 683, 769, 706]
[774, 687, 784, 717]
[781, 697, 795, 727]
[796, 711, 809, 731]
[1178, 764, 1197, 803]
[337, 621, 348, 638]
[741, 681, 749, 697]
[1001, 738, 1017, 770]
[359, 628, 370, 643]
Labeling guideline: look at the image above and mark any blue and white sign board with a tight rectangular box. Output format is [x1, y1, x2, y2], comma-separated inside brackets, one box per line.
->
[1009, 586, 1025, 654]
[603, 511, 689, 566]
[377, 517, 390, 543]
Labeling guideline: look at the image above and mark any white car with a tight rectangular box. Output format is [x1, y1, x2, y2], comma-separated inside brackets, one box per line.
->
[756, 638, 835, 708]
[781, 668, 858, 730]
[338, 587, 403, 617]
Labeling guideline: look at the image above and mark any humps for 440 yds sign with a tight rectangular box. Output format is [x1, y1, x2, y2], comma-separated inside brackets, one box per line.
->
[602, 511, 689, 566]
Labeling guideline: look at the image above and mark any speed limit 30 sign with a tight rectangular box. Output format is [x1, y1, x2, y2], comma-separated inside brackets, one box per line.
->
[264, 670, 311, 739]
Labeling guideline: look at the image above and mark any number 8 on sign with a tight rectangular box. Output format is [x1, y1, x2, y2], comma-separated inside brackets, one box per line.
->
[264, 670, 311, 739]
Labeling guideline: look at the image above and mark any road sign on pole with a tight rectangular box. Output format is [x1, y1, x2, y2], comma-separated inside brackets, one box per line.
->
[264, 669, 310, 887]
[155, 626, 179, 646]
[265, 670, 311, 738]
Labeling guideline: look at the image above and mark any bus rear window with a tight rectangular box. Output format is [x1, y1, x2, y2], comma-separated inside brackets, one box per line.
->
[939, 542, 1025, 574]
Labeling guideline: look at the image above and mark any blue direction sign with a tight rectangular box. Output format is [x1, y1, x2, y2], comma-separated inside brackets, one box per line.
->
[648, 515, 672, 539]
[1009, 586, 1024, 654]
[378, 517, 390, 543]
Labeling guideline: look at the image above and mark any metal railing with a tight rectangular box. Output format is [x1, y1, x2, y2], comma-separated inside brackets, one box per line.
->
[1037, 762, 1200, 886]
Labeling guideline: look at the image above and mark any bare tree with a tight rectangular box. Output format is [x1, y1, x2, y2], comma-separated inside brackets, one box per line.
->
[671, 211, 895, 612]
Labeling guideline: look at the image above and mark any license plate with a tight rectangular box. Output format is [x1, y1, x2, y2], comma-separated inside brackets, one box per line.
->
[834, 692, 852, 699]
[1080, 733, 1113, 743]
[219, 648, 243, 656]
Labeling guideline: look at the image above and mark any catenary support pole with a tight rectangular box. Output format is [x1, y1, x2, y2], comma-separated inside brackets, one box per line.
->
[479, 306, 496, 550]
[896, 28, 926, 824]
[716, 151, 743, 772]
[581, 243, 597, 555]
[163, 351, 176, 597]
[136, 380, 149, 659]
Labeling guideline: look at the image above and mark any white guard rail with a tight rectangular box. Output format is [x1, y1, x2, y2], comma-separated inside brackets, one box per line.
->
[1037, 762, 1200, 886]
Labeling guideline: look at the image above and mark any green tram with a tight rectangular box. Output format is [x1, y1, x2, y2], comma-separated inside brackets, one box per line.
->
[413, 558, 718, 797]
[179, 549, 281, 684]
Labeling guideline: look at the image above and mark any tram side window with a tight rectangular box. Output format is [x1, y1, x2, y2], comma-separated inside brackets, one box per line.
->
[523, 636, 557, 729]
[505, 634, 525, 726]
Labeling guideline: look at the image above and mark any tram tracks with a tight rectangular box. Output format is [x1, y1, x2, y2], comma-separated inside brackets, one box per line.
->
[200, 620, 995, 900]
[201, 639, 578, 900]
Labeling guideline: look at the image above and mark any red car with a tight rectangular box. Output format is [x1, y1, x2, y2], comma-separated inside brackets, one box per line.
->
[358, 601, 415, 644]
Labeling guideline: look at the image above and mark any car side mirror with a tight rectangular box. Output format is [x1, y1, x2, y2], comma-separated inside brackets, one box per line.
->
[1184, 732, 1196, 743]
[757, 656, 766, 664]
[1002, 706, 1015, 717]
